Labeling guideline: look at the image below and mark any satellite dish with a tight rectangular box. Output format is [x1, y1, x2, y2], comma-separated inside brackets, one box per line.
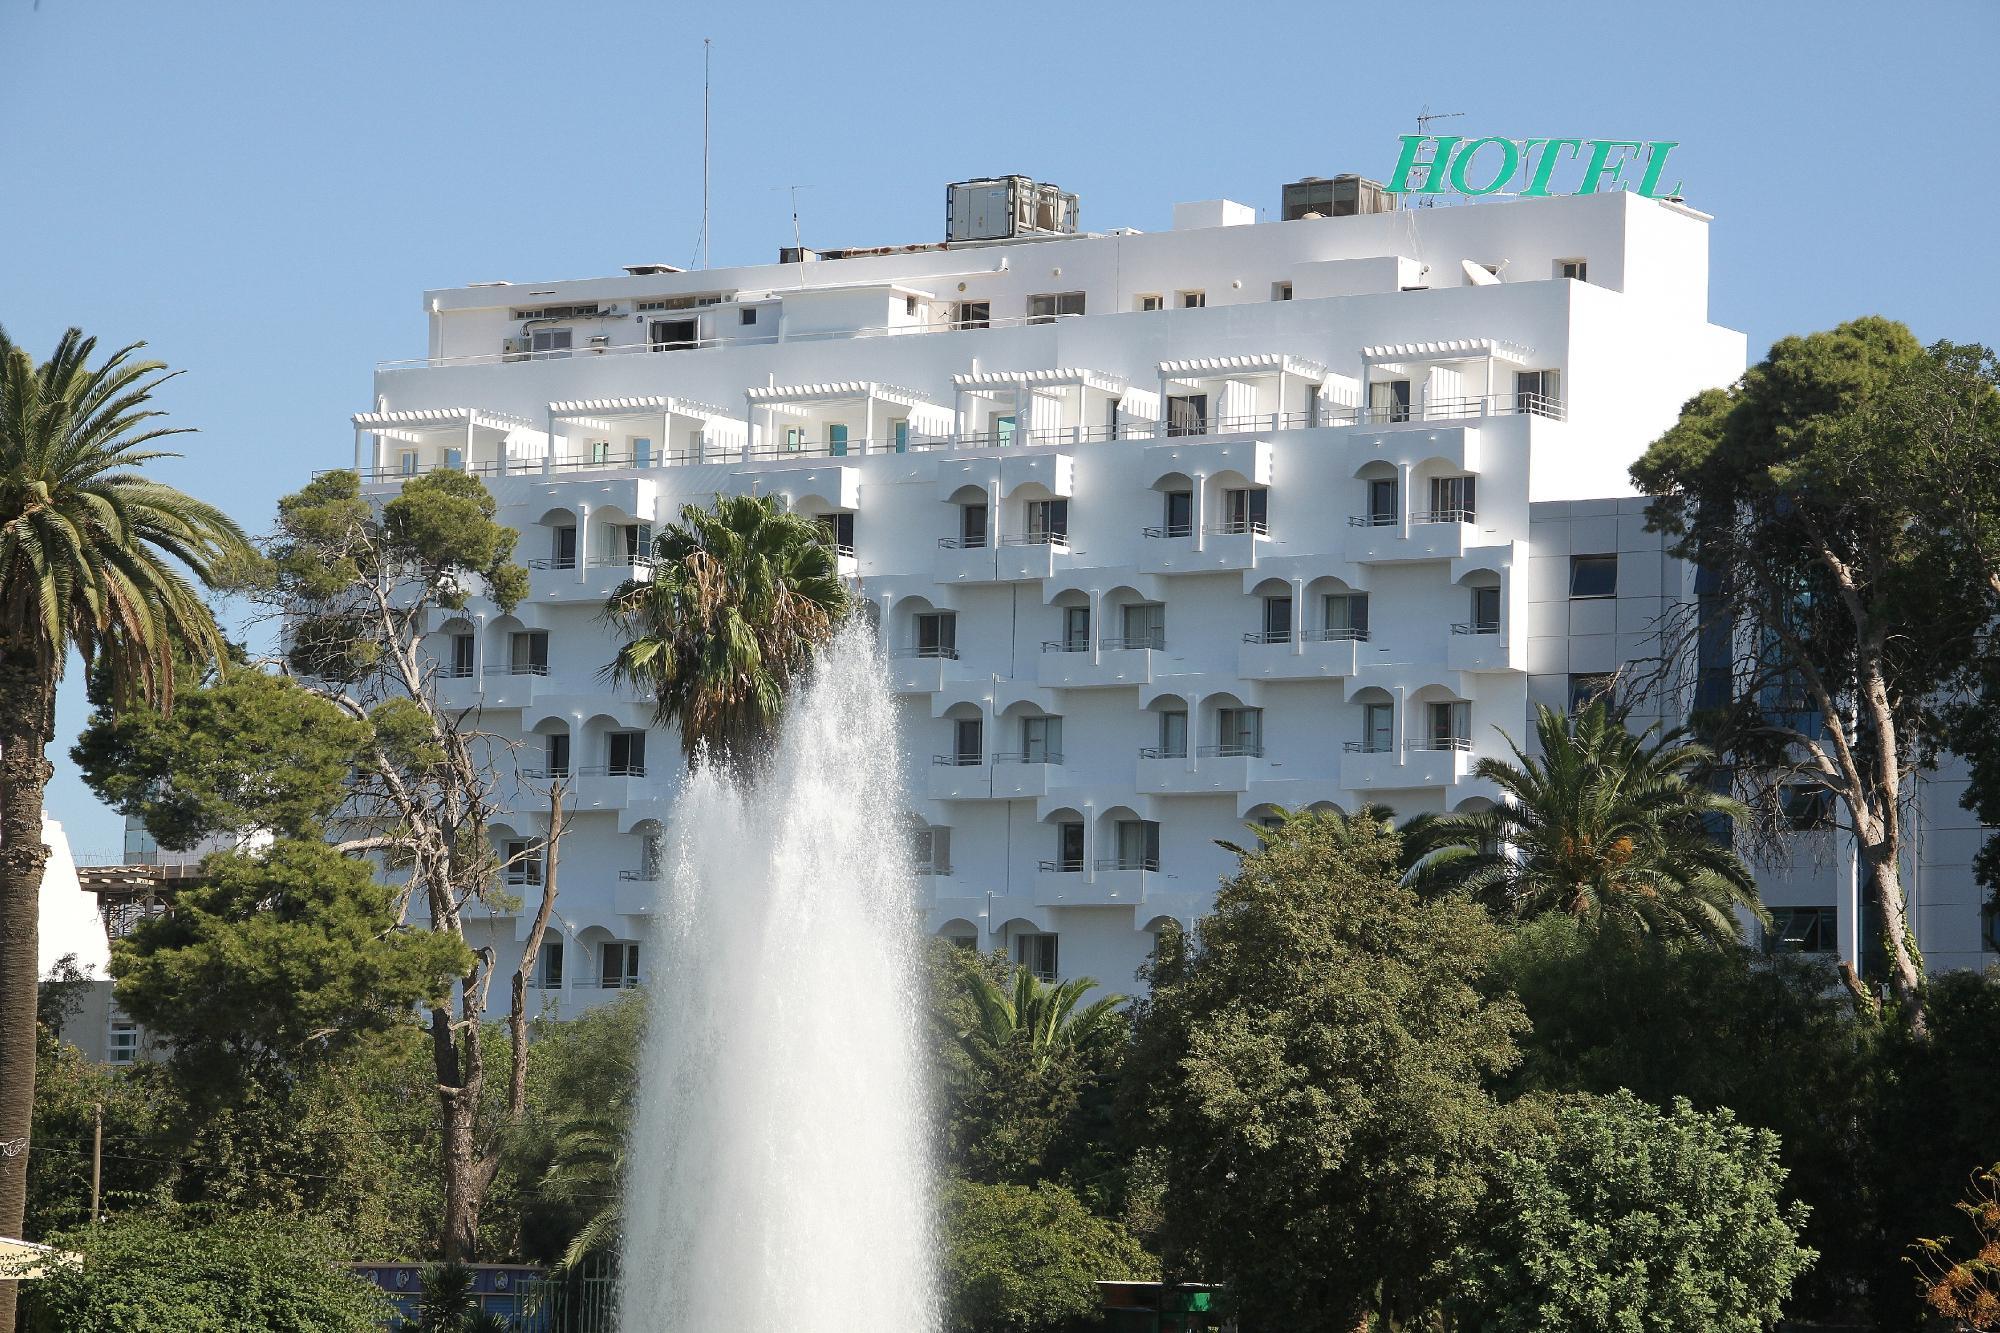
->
[1461, 259, 1500, 287]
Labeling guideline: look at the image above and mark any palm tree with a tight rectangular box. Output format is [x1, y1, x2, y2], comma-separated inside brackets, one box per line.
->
[0, 328, 244, 1312]
[1403, 701, 1766, 946]
[541, 1109, 626, 1270]
[962, 966, 1127, 1073]
[605, 494, 849, 775]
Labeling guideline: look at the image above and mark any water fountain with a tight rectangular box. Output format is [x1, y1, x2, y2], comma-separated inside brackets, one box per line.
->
[619, 626, 936, 1331]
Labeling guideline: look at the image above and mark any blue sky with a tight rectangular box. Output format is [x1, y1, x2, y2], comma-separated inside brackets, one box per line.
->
[3, 0, 1996, 858]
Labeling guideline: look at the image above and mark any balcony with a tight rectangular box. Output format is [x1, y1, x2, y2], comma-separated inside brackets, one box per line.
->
[1138, 520, 1270, 576]
[891, 647, 957, 694]
[529, 554, 653, 603]
[1237, 628, 1364, 680]
[1344, 512, 1473, 564]
[571, 764, 653, 811]
[1340, 738, 1474, 792]
[1137, 745, 1261, 795]
[990, 753, 1063, 799]
[1033, 861, 1152, 907]
[996, 533, 1073, 582]
[934, 536, 1000, 585]
[478, 663, 547, 709]
[1447, 622, 1519, 673]
[927, 755, 990, 801]
[1036, 636, 1161, 689]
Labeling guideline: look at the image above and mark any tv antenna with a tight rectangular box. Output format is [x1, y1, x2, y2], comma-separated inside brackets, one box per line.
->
[1409, 106, 1465, 208]
[688, 38, 713, 269]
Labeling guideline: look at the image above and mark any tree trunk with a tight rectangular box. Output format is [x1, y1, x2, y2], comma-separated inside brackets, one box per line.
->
[432, 1004, 494, 1264]
[0, 659, 54, 1331]
[1861, 840, 1928, 1034]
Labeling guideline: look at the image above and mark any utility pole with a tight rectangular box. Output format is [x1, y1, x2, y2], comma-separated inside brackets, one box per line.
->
[90, 1102, 102, 1225]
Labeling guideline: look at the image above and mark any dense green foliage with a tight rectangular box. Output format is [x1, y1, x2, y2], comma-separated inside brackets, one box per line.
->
[606, 493, 850, 771]
[22, 1213, 389, 1332]
[1128, 809, 1526, 1330]
[1407, 701, 1763, 944]
[940, 1179, 1154, 1333]
[1450, 1091, 1814, 1331]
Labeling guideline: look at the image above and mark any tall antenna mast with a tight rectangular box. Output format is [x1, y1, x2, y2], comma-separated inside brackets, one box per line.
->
[700, 37, 712, 268]
[1409, 105, 1465, 209]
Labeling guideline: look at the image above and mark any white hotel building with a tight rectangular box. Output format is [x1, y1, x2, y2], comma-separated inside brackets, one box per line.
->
[343, 177, 1996, 1008]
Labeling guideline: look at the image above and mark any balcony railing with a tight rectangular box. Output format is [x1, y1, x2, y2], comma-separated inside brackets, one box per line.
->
[1137, 746, 1187, 760]
[528, 555, 577, 570]
[1302, 627, 1370, 642]
[932, 753, 984, 767]
[587, 553, 655, 569]
[617, 868, 663, 882]
[1411, 508, 1477, 525]
[1095, 856, 1160, 873]
[1242, 629, 1293, 645]
[1141, 522, 1195, 539]
[1347, 513, 1399, 528]
[484, 662, 549, 677]
[913, 859, 954, 876]
[1206, 519, 1269, 537]
[1452, 621, 1502, 635]
[1343, 741, 1394, 753]
[518, 766, 569, 781]
[1038, 858, 1085, 873]
[993, 751, 1063, 765]
[1199, 742, 1265, 759]
[576, 763, 648, 778]
[1001, 532, 1070, 548]
[938, 535, 988, 550]
[897, 645, 959, 660]
[1041, 639, 1091, 653]
[1406, 737, 1474, 753]
[437, 664, 476, 679]
[1099, 632, 1165, 652]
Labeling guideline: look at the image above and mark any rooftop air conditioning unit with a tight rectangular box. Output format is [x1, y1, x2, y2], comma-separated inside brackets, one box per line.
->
[1282, 173, 1393, 221]
[946, 176, 1080, 243]
[501, 337, 530, 364]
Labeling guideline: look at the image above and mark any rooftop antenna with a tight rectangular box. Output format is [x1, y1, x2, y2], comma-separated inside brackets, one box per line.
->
[701, 38, 712, 268]
[1408, 106, 1465, 209]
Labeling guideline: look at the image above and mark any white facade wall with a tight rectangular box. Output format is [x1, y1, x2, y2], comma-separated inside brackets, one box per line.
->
[344, 188, 1990, 1013]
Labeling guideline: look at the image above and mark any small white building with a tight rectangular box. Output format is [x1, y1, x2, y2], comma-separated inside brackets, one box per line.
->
[337, 176, 1995, 1009]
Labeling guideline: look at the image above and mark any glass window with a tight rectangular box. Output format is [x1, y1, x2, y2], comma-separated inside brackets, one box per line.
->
[1324, 593, 1370, 639]
[1217, 707, 1263, 756]
[1179, 290, 1206, 309]
[1515, 369, 1561, 415]
[1428, 475, 1476, 520]
[1166, 394, 1208, 437]
[107, 1023, 139, 1066]
[1469, 586, 1501, 632]
[1061, 606, 1090, 651]
[1116, 819, 1161, 871]
[1157, 710, 1188, 758]
[1369, 379, 1411, 422]
[544, 732, 570, 778]
[1025, 499, 1068, 541]
[511, 630, 549, 672]
[740, 307, 759, 326]
[504, 838, 543, 885]
[1557, 258, 1588, 282]
[399, 450, 419, 476]
[1121, 603, 1165, 650]
[1767, 905, 1836, 954]
[955, 301, 990, 330]
[1026, 291, 1085, 324]
[1363, 702, 1394, 752]
[892, 419, 909, 452]
[1429, 701, 1471, 748]
[608, 731, 647, 777]
[1570, 554, 1618, 598]
[1568, 673, 1615, 714]
[1138, 294, 1164, 312]
[1261, 596, 1293, 640]
[1021, 715, 1063, 764]
[1162, 490, 1193, 536]
[915, 612, 957, 658]
[1224, 488, 1269, 533]
[958, 504, 988, 549]
[449, 633, 475, 677]
[443, 448, 465, 471]
[1367, 477, 1399, 524]
[552, 524, 578, 568]
[995, 415, 1017, 448]
[600, 941, 641, 989]
[827, 424, 849, 457]
[952, 717, 983, 765]
[1782, 786, 1835, 831]
[535, 939, 565, 989]
[1273, 281, 1294, 301]
[817, 512, 855, 553]
[912, 826, 952, 875]
[1015, 933, 1058, 982]
[1056, 823, 1085, 870]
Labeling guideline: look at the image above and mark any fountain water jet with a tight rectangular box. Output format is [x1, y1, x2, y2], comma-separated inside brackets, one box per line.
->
[619, 625, 936, 1331]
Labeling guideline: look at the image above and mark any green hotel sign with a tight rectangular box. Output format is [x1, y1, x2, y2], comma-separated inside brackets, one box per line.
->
[1388, 137, 1684, 200]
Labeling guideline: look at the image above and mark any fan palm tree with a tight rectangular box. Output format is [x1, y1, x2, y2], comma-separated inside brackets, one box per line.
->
[1403, 701, 1766, 946]
[605, 494, 849, 775]
[542, 1108, 626, 1271]
[0, 327, 244, 1316]
[962, 966, 1127, 1073]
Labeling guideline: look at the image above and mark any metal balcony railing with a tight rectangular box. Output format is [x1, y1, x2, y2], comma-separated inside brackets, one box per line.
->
[937, 535, 988, 550]
[576, 763, 648, 778]
[1452, 621, 1503, 635]
[1099, 633, 1165, 652]
[1206, 519, 1269, 537]
[587, 553, 655, 569]
[993, 751, 1063, 765]
[1347, 513, 1399, 528]
[484, 662, 549, 677]
[897, 645, 959, 660]
[913, 860, 954, 876]
[618, 869, 662, 882]
[932, 753, 984, 768]
[1041, 639, 1092, 653]
[1243, 629, 1294, 645]
[1199, 742, 1265, 759]
[528, 556, 579, 571]
[1137, 746, 1188, 760]
[1141, 522, 1195, 539]
[1412, 508, 1477, 525]
[1343, 741, 1393, 754]
[1406, 737, 1474, 753]
[517, 766, 569, 781]
[1095, 856, 1159, 873]
[1001, 532, 1069, 548]
[437, 664, 476, 679]
[1302, 627, 1369, 642]
[1038, 858, 1085, 873]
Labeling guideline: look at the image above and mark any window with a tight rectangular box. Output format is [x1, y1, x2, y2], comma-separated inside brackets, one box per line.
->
[632, 437, 654, 468]
[1323, 593, 1370, 640]
[1570, 554, 1618, 598]
[1020, 715, 1064, 764]
[398, 450, 419, 476]
[1121, 603, 1165, 650]
[994, 414, 1017, 448]
[952, 717, 983, 766]
[443, 448, 464, 471]
[1427, 475, 1476, 522]
[1054, 822, 1085, 871]
[904, 295, 919, 317]
[740, 306, 758, 326]
[608, 731, 647, 777]
[1984, 903, 2000, 952]
[504, 838, 544, 886]
[447, 633, 475, 678]
[1156, 710, 1188, 759]
[530, 327, 572, 358]
[912, 826, 952, 875]
[783, 426, 805, 452]
[648, 318, 697, 350]
[1361, 702, 1394, 753]
[891, 419, 909, 452]
[1027, 291, 1085, 324]
[1467, 586, 1502, 633]
[1059, 606, 1090, 652]
[1515, 369, 1561, 415]
[535, 939, 565, 990]
[1216, 707, 1264, 757]
[544, 732, 571, 779]
[958, 503, 988, 549]
[915, 611, 958, 659]
[1166, 393, 1208, 438]
[1782, 785, 1836, 831]
[1179, 290, 1206, 309]
[818, 512, 855, 554]
[1766, 905, 1836, 954]
[590, 441, 611, 465]
[827, 424, 849, 457]
[1025, 499, 1069, 543]
[1222, 488, 1268, 534]
[1428, 701, 1472, 750]
[1137, 294, 1164, 312]
[955, 301, 990, 330]
[1272, 281, 1293, 301]
[1015, 933, 1058, 983]
[1260, 595, 1293, 642]
[551, 524, 578, 569]
[1366, 477, 1399, 525]
[601, 941, 642, 990]
[1557, 258, 1589, 282]
[107, 1023, 139, 1066]
[1115, 819, 1161, 871]
[619, 522, 654, 561]
[510, 630, 549, 674]
[1369, 379, 1412, 422]
[1160, 489, 1193, 537]
[1568, 674, 1615, 714]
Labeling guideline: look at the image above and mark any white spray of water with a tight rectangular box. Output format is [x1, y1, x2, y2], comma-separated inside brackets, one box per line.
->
[619, 626, 936, 1331]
